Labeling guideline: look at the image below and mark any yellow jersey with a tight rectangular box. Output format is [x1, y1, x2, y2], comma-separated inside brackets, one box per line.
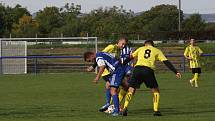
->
[184, 45, 203, 68]
[101, 44, 121, 76]
[132, 45, 168, 70]
[102, 44, 121, 59]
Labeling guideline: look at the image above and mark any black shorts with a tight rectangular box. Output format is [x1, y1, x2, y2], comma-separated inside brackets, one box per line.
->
[192, 68, 201, 74]
[102, 74, 111, 82]
[129, 66, 158, 89]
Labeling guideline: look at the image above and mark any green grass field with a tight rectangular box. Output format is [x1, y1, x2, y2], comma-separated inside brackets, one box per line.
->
[0, 72, 214, 121]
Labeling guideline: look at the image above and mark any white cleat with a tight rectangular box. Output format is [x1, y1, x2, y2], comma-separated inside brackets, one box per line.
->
[189, 80, 194, 87]
[195, 83, 199, 88]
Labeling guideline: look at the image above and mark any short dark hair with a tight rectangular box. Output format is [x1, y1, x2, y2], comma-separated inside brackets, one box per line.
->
[118, 36, 128, 43]
[83, 51, 94, 61]
[144, 40, 154, 46]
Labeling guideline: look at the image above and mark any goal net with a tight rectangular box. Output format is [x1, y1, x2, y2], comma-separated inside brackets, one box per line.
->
[0, 40, 27, 74]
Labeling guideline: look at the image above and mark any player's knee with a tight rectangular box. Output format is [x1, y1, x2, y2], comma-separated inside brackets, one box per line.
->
[128, 87, 135, 93]
[106, 82, 110, 88]
[121, 81, 129, 89]
[152, 88, 160, 93]
[110, 87, 118, 95]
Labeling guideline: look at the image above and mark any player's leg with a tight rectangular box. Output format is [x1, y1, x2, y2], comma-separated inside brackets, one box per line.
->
[143, 67, 161, 116]
[151, 88, 161, 116]
[193, 68, 201, 87]
[123, 86, 135, 116]
[119, 73, 130, 104]
[189, 68, 195, 87]
[119, 66, 132, 105]
[122, 66, 142, 116]
[110, 86, 120, 116]
[118, 86, 127, 106]
[105, 81, 111, 105]
[194, 73, 199, 87]
[99, 75, 111, 112]
[118, 66, 132, 111]
[118, 86, 127, 112]
[102, 70, 112, 104]
[109, 67, 125, 116]
[119, 75, 130, 109]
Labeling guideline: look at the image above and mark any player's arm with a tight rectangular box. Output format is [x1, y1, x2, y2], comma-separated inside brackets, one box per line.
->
[86, 61, 97, 72]
[123, 55, 134, 65]
[198, 47, 203, 56]
[123, 48, 139, 65]
[184, 55, 192, 60]
[163, 60, 181, 78]
[93, 59, 106, 83]
[158, 50, 181, 78]
[94, 65, 105, 83]
[184, 47, 192, 60]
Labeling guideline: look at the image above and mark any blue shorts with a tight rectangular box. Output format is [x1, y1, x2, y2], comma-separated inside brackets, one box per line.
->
[109, 65, 124, 88]
[124, 65, 133, 75]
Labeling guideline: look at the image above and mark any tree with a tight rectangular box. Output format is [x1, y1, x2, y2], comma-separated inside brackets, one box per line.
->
[0, 3, 6, 36]
[183, 14, 206, 31]
[12, 15, 39, 37]
[51, 3, 82, 37]
[35, 6, 64, 35]
[60, 3, 81, 15]
[133, 4, 182, 32]
[81, 6, 133, 39]
[0, 3, 30, 36]
[205, 23, 215, 31]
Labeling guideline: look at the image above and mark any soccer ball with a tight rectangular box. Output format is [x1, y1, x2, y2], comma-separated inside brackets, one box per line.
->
[104, 105, 115, 114]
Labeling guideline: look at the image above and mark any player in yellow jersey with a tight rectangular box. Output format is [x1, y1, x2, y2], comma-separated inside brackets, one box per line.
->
[122, 40, 181, 116]
[184, 39, 203, 87]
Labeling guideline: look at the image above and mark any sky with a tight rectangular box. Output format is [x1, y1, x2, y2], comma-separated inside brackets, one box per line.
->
[1, 0, 215, 14]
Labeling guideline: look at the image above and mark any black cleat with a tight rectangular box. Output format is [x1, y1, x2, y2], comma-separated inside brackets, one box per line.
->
[153, 111, 162, 116]
[122, 108, 128, 116]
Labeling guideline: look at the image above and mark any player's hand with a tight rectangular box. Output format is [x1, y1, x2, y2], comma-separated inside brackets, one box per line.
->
[187, 57, 193, 61]
[176, 72, 182, 79]
[87, 66, 94, 72]
[93, 77, 99, 84]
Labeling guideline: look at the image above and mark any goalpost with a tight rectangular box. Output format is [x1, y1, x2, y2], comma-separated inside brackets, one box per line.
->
[0, 37, 98, 74]
[0, 40, 27, 74]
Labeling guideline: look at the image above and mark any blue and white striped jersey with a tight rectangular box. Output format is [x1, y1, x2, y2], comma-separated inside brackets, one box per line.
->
[120, 46, 133, 65]
[96, 52, 120, 74]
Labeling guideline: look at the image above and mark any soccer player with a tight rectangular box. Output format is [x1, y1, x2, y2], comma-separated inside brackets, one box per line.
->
[119, 44, 133, 109]
[87, 37, 127, 112]
[184, 39, 203, 87]
[122, 40, 181, 116]
[84, 51, 125, 116]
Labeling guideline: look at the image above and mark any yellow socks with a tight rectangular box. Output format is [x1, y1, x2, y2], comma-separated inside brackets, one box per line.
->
[153, 92, 160, 112]
[194, 73, 199, 87]
[123, 92, 133, 109]
[194, 73, 199, 82]
[118, 87, 127, 105]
